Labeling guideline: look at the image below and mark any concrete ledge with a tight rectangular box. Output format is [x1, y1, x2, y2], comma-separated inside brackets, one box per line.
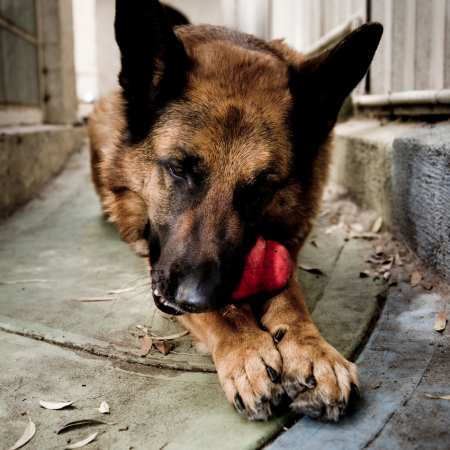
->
[331, 119, 418, 226]
[392, 124, 450, 282]
[0, 124, 85, 218]
[331, 119, 450, 281]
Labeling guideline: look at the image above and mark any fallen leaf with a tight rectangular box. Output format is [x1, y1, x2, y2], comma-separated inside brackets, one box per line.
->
[394, 253, 403, 267]
[434, 312, 447, 332]
[0, 279, 49, 285]
[366, 257, 380, 265]
[57, 419, 106, 434]
[425, 393, 450, 401]
[378, 262, 393, 274]
[136, 325, 148, 334]
[150, 330, 189, 341]
[65, 432, 98, 449]
[73, 297, 116, 303]
[371, 217, 383, 233]
[359, 271, 371, 278]
[153, 341, 173, 355]
[351, 223, 364, 233]
[39, 400, 74, 410]
[325, 223, 344, 235]
[298, 265, 325, 276]
[383, 271, 391, 280]
[9, 418, 36, 450]
[350, 232, 378, 240]
[98, 401, 110, 414]
[410, 271, 422, 287]
[139, 335, 153, 357]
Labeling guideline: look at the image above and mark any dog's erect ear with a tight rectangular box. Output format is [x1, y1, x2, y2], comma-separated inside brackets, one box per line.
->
[115, 0, 189, 143]
[290, 23, 383, 137]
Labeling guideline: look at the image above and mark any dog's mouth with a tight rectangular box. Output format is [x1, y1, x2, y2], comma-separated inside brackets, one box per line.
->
[152, 289, 185, 316]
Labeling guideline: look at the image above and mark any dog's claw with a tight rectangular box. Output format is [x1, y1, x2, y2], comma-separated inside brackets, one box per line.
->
[305, 374, 316, 388]
[266, 366, 280, 383]
[273, 328, 286, 343]
[234, 393, 246, 415]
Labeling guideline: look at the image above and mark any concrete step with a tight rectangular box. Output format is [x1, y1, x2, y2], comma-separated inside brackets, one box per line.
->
[332, 119, 450, 282]
[0, 124, 84, 219]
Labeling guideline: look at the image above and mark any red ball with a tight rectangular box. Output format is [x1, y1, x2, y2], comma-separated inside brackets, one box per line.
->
[232, 236, 292, 300]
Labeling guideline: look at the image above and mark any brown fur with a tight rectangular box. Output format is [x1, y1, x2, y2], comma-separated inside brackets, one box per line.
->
[88, 13, 382, 421]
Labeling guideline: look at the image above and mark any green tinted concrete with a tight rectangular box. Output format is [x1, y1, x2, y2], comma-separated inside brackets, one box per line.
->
[0, 148, 386, 449]
[0, 332, 284, 450]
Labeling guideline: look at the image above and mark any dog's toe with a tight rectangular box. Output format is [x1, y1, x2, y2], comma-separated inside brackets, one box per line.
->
[273, 327, 359, 422]
[214, 330, 284, 421]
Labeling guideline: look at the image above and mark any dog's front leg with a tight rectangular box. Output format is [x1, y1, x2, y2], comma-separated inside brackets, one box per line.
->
[178, 305, 285, 420]
[261, 279, 359, 422]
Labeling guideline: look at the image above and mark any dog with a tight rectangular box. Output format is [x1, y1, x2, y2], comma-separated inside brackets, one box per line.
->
[88, 0, 382, 422]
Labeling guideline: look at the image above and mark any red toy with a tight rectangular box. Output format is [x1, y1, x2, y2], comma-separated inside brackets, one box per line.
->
[232, 236, 293, 300]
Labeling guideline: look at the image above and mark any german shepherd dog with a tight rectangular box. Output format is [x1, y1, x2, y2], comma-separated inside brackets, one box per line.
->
[89, 0, 382, 422]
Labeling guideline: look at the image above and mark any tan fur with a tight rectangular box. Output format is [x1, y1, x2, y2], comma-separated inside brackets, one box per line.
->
[89, 24, 360, 421]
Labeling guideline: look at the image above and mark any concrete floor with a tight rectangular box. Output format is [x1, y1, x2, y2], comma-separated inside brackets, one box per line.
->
[1, 147, 447, 449]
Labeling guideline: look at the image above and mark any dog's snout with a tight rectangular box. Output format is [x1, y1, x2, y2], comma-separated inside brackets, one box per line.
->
[151, 260, 224, 314]
[174, 261, 222, 312]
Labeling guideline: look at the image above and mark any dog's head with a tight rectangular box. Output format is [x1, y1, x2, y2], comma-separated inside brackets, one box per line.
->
[113, 0, 382, 315]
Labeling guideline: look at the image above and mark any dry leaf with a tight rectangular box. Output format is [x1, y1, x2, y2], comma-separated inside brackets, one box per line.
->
[153, 341, 173, 355]
[394, 253, 403, 267]
[65, 432, 98, 449]
[150, 330, 189, 341]
[371, 217, 383, 233]
[136, 325, 148, 334]
[350, 232, 378, 240]
[8, 418, 36, 450]
[383, 271, 391, 280]
[39, 400, 74, 410]
[325, 223, 344, 235]
[139, 335, 153, 357]
[98, 401, 110, 414]
[410, 271, 422, 287]
[57, 419, 106, 434]
[74, 297, 116, 303]
[425, 393, 450, 401]
[351, 223, 364, 233]
[298, 265, 325, 276]
[434, 312, 447, 332]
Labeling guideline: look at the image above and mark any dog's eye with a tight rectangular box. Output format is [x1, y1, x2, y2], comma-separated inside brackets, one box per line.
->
[167, 163, 186, 181]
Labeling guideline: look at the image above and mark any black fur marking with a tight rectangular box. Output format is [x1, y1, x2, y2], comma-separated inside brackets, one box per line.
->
[115, 0, 190, 144]
[288, 23, 383, 188]
[233, 169, 283, 222]
[163, 4, 189, 27]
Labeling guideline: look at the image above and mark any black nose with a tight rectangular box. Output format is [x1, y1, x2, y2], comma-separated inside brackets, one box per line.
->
[174, 261, 222, 313]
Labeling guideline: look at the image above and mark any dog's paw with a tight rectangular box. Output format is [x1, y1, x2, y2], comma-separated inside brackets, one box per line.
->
[213, 330, 284, 421]
[274, 327, 359, 422]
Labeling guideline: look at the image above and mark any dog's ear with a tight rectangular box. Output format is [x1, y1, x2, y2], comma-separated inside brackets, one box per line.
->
[115, 0, 189, 143]
[290, 23, 383, 139]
